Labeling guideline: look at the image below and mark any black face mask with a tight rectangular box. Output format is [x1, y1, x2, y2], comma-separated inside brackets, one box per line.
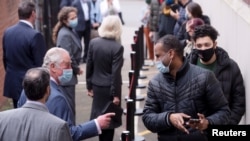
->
[197, 47, 215, 62]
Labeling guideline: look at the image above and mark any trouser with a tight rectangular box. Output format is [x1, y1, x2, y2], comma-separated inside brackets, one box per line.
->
[99, 129, 115, 141]
[76, 21, 91, 61]
[144, 26, 154, 60]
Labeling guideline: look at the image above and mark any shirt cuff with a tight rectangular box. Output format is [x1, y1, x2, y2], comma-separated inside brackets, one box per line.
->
[94, 119, 102, 134]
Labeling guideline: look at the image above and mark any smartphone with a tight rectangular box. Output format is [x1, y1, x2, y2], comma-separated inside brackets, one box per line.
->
[188, 118, 200, 124]
[170, 4, 179, 12]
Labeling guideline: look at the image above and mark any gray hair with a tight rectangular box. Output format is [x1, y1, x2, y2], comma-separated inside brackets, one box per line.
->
[42, 47, 69, 68]
[98, 15, 122, 42]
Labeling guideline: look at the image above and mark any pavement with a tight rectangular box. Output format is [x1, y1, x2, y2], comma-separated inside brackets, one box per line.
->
[75, 0, 159, 140]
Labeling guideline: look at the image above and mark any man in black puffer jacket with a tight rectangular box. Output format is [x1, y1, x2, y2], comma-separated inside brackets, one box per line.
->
[188, 24, 245, 125]
[142, 34, 230, 141]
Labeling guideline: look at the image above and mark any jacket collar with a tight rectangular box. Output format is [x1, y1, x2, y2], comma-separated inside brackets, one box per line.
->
[19, 20, 33, 28]
[189, 47, 230, 68]
[22, 101, 49, 112]
[164, 58, 190, 81]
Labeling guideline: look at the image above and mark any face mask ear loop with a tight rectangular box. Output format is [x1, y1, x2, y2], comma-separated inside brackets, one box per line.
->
[167, 50, 173, 67]
[168, 57, 173, 68]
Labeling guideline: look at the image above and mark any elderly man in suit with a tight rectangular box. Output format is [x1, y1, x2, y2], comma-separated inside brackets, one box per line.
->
[18, 47, 115, 141]
[2, 1, 47, 108]
[0, 67, 72, 141]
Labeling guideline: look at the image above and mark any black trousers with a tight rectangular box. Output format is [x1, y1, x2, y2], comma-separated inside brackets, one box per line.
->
[99, 129, 114, 141]
[76, 21, 91, 61]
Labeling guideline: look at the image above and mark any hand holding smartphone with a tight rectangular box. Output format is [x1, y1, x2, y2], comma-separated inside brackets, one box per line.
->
[188, 118, 201, 124]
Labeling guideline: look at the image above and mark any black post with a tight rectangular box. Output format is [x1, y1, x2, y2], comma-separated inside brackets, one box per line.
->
[131, 44, 146, 89]
[121, 130, 131, 141]
[126, 99, 134, 140]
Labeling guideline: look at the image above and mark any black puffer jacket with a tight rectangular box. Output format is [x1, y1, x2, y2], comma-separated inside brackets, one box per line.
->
[142, 59, 230, 141]
[189, 47, 245, 124]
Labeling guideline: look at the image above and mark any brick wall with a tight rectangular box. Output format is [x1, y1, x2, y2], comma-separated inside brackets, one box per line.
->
[0, 0, 20, 108]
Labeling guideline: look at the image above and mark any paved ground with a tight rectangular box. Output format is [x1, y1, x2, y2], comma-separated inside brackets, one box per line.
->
[76, 1, 158, 140]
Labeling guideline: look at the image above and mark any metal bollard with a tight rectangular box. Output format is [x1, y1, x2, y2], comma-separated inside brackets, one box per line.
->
[121, 130, 130, 141]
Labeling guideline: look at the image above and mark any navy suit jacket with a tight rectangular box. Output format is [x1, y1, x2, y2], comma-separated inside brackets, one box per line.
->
[72, 0, 91, 31]
[2, 22, 46, 100]
[60, 0, 73, 9]
[18, 80, 99, 141]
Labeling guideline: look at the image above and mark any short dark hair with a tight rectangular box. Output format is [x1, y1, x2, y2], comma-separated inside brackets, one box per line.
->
[18, 1, 35, 19]
[192, 24, 219, 42]
[22, 67, 50, 101]
[156, 34, 183, 57]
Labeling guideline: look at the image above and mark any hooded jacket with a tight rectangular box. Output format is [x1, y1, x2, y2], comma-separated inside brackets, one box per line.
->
[189, 47, 245, 124]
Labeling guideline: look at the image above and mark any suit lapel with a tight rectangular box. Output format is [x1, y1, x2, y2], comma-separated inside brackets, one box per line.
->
[70, 28, 82, 49]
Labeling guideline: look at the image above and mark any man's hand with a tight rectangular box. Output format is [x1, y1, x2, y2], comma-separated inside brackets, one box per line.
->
[78, 68, 83, 75]
[187, 113, 209, 131]
[96, 113, 116, 129]
[87, 90, 93, 97]
[169, 113, 191, 134]
[170, 9, 179, 20]
[92, 23, 100, 28]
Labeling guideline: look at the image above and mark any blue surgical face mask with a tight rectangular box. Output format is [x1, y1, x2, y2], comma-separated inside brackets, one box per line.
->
[68, 18, 78, 28]
[156, 53, 172, 73]
[58, 69, 73, 84]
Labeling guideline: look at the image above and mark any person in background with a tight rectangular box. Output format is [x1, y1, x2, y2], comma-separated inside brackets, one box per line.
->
[141, 0, 154, 65]
[170, 0, 192, 36]
[188, 24, 246, 125]
[18, 47, 115, 141]
[148, 0, 162, 43]
[142, 34, 230, 141]
[158, 0, 177, 37]
[100, 0, 120, 17]
[90, 0, 103, 39]
[52, 6, 84, 124]
[116, 0, 125, 25]
[176, 1, 210, 48]
[183, 17, 204, 56]
[91, 0, 103, 30]
[60, 0, 73, 9]
[2, 1, 47, 108]
[100, 0, 125, 25]
[86, 15, 124, 141]
[72, 0, 92, 63]
[0, 67, 72, 141]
